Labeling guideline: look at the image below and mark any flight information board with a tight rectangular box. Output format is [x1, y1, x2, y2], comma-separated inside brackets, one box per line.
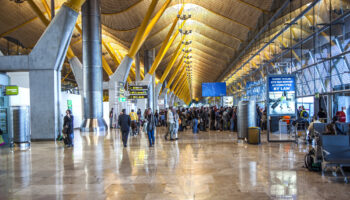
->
[128, 85, 148, 99]
[202, 82, 226, 97]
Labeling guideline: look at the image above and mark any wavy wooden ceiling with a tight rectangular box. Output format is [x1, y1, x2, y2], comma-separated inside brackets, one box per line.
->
[0, 0, 277, 98]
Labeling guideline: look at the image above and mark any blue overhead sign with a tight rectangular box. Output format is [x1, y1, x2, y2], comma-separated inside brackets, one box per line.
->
[246, 81, 260, 96]
[268, 77, 295, 92]
[202, 82, 226, 97]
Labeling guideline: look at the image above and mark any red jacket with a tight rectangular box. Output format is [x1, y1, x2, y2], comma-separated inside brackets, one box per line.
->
[336, 111, 346, 123]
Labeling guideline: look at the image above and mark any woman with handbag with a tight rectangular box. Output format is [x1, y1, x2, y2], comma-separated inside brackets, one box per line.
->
[63, 110, 74, 147]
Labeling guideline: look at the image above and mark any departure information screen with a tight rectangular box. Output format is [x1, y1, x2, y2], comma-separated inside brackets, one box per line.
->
[202, 82, 226, 97]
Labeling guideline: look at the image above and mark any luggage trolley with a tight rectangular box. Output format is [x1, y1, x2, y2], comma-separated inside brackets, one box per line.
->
[278, 118, 296, 140]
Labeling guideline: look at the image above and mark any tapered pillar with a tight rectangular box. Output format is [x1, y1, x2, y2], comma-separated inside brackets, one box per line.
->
[145, 49, 155, 110]
[135, 52, 141, 82]
[80, 0, 107, 132]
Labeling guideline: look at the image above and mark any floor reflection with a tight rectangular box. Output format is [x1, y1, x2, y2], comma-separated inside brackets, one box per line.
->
[0, 128, 349, 199]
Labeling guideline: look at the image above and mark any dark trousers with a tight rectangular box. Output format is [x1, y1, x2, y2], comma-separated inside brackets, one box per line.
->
[147, 129, 155, 146]
[210, 119, 215, 130]
[122, 130, 129, 146]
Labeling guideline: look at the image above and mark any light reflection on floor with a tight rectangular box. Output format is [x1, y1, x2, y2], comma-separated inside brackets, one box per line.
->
[0, 127, 349, 200]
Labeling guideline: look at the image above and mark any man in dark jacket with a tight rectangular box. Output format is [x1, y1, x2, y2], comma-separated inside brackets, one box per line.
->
[118, 109, 131, 147]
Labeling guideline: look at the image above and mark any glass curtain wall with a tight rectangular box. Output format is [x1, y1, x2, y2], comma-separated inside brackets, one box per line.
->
[227, 0, 350, 117]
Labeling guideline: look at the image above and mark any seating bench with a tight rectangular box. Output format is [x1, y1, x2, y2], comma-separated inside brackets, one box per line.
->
[320, 135, 350, 183]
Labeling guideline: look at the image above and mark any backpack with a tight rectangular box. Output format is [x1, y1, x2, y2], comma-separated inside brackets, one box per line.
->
[301, 110, 309, 119]
[304, 149, 321, 171]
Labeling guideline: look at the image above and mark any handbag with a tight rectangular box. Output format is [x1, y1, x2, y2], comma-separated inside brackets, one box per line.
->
[62, 126, 68, 138]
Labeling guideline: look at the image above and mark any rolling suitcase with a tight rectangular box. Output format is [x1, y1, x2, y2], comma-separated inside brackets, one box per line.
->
[271, 98, 281, 109]
[248, 127, 261, 144]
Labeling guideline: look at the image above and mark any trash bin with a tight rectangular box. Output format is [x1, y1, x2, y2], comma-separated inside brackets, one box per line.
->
[248, 127, 261, 144]
[8, 106, 30, 149]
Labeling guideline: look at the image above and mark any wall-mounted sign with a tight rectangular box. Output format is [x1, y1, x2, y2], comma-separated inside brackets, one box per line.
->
[129, 85, 148, 90]
[128, 85, 148, 99]
[67, 100, 72, 110]
[267, 75, 296, 116]
[128, 95, 148, 99]
[119, 97, 126, 102]
[223, 96, 233, 107]
[5, 86, 18, 96]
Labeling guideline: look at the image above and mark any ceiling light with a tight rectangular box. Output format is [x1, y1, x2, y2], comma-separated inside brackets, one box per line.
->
[182, 49, 192, 53]
[182, 41, 192, 45]
[179, 29, 192, 35]
[177, 14, 192, 20]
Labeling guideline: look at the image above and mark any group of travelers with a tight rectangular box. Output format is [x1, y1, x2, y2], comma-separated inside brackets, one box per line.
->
[62, 102, 347, 149]
[308, 107, 349, 139]
[117, 108, 156, 147]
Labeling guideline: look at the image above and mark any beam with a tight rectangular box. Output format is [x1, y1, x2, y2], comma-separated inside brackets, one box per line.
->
[167, 62, 185, 87]
[160, 41, 184, 83]
[128, 0, 167, 58]
[170, 72, 185, 91]
[148, 15, 186, 75]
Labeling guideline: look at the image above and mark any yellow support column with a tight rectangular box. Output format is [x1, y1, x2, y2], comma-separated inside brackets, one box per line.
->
[101, 56, 114, 76]
[175, 80, 186, 96]
[103, 41, 121, 65]
[41, 0, 52, 19]
[175, 85, 184, 98]
[148, 16, 186, 75]
[139, 0, 172, 49]
[167, 63, 186, 88]
[171, 74, 185, 92]
[27, 0, 50, 26]
[178, 84, 187, 97]
[64, 0, 86, 12]
[160, 42, 185, 83]
[128, 0, 171, 58]
[101, 41, 137, 80]
[179, 86, 189, 101]
[174, 78, 185, 95]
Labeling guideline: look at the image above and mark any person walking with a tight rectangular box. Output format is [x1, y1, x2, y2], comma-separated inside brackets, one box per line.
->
[63, 110, 74, 147]
[109, 108, 114, 128]
[146, 108, 156, 147]
[174, 110, 179, 140]
[137, 108, 142, 134]
[193, 111, 199, 134]
[118, 109, 131, 148]
[130, 109, 138, 136]
[256, 105, 262, 128]
[155, 110, 159, 127]
[165, 107, 175, 140]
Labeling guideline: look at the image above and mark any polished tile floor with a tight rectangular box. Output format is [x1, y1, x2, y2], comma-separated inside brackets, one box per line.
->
[1, 127, 349, 200]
